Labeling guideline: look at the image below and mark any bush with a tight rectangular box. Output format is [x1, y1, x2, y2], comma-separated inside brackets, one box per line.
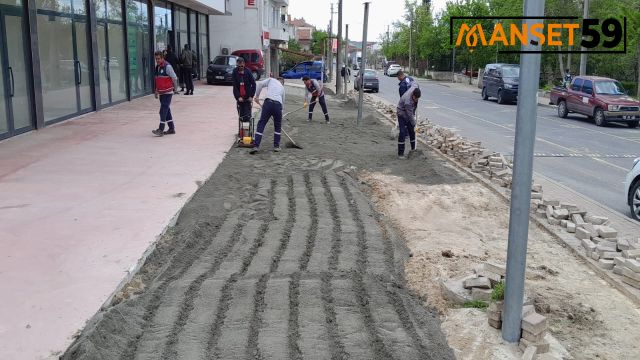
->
[621, 81, 637, 97]
[491, 282, 505, 301]
[462, 300, 488, 309]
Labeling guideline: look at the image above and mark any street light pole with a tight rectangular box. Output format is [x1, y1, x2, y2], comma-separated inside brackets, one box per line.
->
[344, 24, 349, 96]
[357, 2, 370, 126]
[579, 0, 589, 75]
[329, 2, 334, 82]
[502, 0, 545, 343]
[336, 0, 342, 95]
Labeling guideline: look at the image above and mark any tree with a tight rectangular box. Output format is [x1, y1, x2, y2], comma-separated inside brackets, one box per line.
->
[311, 30, 328, 56]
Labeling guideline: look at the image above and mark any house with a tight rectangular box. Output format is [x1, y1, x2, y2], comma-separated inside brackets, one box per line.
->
[288, 17, 315, 52]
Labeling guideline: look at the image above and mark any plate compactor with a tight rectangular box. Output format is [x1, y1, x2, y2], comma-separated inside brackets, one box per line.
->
[237, 107, 258, 148]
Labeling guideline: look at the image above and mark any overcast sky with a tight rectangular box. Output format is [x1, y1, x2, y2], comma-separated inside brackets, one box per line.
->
[287, 0, 448, 42]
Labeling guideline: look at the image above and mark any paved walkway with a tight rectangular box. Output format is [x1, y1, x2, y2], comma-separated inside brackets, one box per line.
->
[0, 82, 237, 359]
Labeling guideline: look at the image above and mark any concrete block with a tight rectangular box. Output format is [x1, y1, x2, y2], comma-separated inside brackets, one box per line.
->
[560, 203, 579, 211]
[598, 259, 615, 270]
[585, 215, 608, 225]
[463, 276, 492, 289]
[624, 259, 640, 272]
[522, 346, 537, 360]
[542, 200, 560, 206]
[440, 276, 473, 305]
[487, 301, 503, 315]
[488, 318, 502, 329]
[621, 275, 640, 289]
[476, 267, 502, 285]
[545, 205, 554, 219]
[622, 249, 640, 259]
[522, 328, 546, 343]
[613, 265, 624, 275]
[548, 217, 561, 226]
[531, 192, 543, 200]
[552, 208, 570, 219]
[536, 209, 547, 218]
[566, 222, 576, 233]
[519, 338, 550, 354]
[489, 161, 503, 168]
[582, 223, 599, 237]
[571, 214, 585, 225]
[569, 210, 588, 217]
[575, 227, 591, 240]
[614, 257, 627, 266]
[487, 309, 501, 321]
[598, 251, 620, 260]
[581, 239, 596, 252]
[471, 287, 493, 301]
[560, 219, 568, 227]
[621, 267, 640, 282]
[590, 251, 600, 261]
[531, 184, 543, 193]
[617, 238, 631, 251]
[484, 261, 507, 277]
[521, 313, 547, 335]
[597, 226, 618, 239]
[598, 239, 618, 249]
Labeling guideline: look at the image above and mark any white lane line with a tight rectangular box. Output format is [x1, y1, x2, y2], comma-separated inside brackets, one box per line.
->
[430, 101, 629, 172]
[541, 116, 640, 146]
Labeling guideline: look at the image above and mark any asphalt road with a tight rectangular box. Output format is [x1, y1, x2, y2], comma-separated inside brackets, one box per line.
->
[369, 70, 640, 217]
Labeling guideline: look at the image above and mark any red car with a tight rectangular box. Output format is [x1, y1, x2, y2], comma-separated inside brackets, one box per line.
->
[231, 49, 265, 80]
[550, 76, 640, 128]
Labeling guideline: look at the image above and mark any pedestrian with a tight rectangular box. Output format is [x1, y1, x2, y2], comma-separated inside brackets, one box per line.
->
[396, 84, 421, 159]
[232, 57, 256, 125]
[302, 75, 330, 123]
[152, 51, 178, 137]
[563, 68, 572, 88]
[180, 44, 195, 95]
[397, 70, 414, 97]
[341, 65, 351, 83]
[250, 76, 286, 154]
[163, 45, 180, 95]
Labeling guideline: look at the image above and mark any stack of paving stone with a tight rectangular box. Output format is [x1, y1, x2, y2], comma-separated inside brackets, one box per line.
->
[487, 301, 551, 355]
[440, 261, 506, 306]
[612, 245, 640, 289]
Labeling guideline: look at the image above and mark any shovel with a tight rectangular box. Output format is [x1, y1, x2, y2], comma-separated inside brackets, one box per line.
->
[282, 99, 318, 118]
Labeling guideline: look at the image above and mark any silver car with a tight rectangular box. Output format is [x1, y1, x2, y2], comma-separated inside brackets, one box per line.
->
[624, 157, 640, 220]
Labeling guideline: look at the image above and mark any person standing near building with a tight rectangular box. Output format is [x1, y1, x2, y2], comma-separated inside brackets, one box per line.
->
[232, 57, 256, 123]
[152, 51, 178, 137]
[250, 76, 286, 154]
[341, 65, 351, 84]
[396, 84, 421, 159]
[397, 70, 414, 97]
[164, 45, 180, 95]
[302, 76, 329, 123]
[180, 44, 195, 95]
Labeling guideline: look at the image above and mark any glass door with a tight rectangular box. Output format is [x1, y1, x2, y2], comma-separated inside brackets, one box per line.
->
[96, 0, 127, 106]
[36, 0, 92, 123]
[127, 0, 151, 97]
[0, 2, 33, 139]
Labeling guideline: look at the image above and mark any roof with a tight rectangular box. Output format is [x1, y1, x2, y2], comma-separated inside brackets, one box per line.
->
[574, 76, 615, 81]
[290, 17, 314, 28]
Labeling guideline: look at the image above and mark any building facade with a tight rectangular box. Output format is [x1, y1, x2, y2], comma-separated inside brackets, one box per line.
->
[288, 16, 314, 52]
[0, 0, 224, 141]
[210, 0, 291, 79]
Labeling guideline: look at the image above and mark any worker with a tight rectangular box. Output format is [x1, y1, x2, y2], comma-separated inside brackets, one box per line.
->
[563, 68, 573, 88]
[341, 65, 351, 83]
[396, 84, 421, 159]
[251, 77, 286, 154]
[152, 51, 178, 136]
[397, 70, 414, 97]
[232, 57, 256, 125]
[302, 76, 330, 123]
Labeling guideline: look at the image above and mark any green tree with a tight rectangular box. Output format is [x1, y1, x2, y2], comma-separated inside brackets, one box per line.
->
[311, 30, 328, 56]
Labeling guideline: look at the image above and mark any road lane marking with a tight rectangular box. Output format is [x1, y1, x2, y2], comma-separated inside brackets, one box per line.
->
[429, 102, 630, 172]
[540, 115, 640, 146]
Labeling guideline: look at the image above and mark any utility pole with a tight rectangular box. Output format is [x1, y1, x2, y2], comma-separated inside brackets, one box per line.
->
[451, 47, 456, 83]
[502, 0, 545, 343]
[409, 9, 413, 76]
[357, 2, 370, 126]
[344, 24, 349, 96]
[329, 2, 334, 82]
[336, 0, 342, 95]
[579, 0, 589, 75]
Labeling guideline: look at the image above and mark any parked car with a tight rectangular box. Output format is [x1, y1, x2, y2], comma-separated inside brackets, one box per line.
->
[354, 69, 379, 93]
[383, 60, 397, 75]
[386, 64, 401, 76]
[231, 49, 264, 80]
[549, 76, 640, 128]
[206, 55, 239, 84]
[624, 157, 640, 220]
[481, 63, 520, 104]
[280, 61, 327, 81]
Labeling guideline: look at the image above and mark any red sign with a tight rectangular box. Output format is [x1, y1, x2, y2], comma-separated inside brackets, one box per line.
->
[263, 31, 270, 40]
[246, 0, 256, 8]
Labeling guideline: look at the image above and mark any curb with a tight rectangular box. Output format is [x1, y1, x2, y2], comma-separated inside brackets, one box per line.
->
[366, 93, 640, 307]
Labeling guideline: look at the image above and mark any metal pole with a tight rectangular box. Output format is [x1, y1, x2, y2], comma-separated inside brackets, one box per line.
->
[344, 24, 349, 96]
[451, 47, 456, 83]
[502, 0, 545, 343]
[329, 3, 334, 82]
[579, 0, 589, 75]
[357, 2, 369, 126]
[409, 12, 412, 76]
[336, 0, 342, 95]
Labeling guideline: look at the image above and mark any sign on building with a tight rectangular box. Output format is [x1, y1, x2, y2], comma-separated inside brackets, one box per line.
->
[246, 0, 257, 8]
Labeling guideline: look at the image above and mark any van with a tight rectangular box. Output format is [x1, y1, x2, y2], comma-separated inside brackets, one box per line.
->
[280, 61, 327, 82]
[231, 49, 264, 80]
[481, 63, 520, 104]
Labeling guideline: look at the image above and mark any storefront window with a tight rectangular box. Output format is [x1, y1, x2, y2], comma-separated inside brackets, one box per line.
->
[154, 0, 171, 51]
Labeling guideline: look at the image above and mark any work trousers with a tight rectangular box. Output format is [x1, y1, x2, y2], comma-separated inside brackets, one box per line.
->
[308, 94, 329, 121]
[397, 114, 416, 156]
[158, 94, 174, 131]
[254, 99, 282, 148]
[237, 100, 252, 122]
[182, 67, 194, 93]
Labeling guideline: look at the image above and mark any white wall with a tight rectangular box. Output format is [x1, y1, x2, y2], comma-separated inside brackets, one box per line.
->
[209, 0, 261, 58]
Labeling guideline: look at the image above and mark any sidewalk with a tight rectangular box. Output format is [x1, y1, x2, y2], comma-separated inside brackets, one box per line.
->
[0, 82, 237, 359]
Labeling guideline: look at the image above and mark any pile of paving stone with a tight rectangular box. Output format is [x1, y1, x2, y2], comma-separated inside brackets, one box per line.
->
[488, 301, 551, 357]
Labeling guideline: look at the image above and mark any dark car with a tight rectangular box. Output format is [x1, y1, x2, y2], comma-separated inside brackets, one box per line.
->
[481, 63, 520, 104]
[280, 61, 327, 82]
[231, 49, 264, 80]
[354, 69, 379, 92]
[207, 55, 239, 84]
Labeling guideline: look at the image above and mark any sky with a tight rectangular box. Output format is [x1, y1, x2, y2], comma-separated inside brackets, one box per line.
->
[287, 0, 449, 42]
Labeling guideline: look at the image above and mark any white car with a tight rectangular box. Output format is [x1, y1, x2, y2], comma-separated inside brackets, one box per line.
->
[387, 64, 402, 76]
[625, 157, 640, 220]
